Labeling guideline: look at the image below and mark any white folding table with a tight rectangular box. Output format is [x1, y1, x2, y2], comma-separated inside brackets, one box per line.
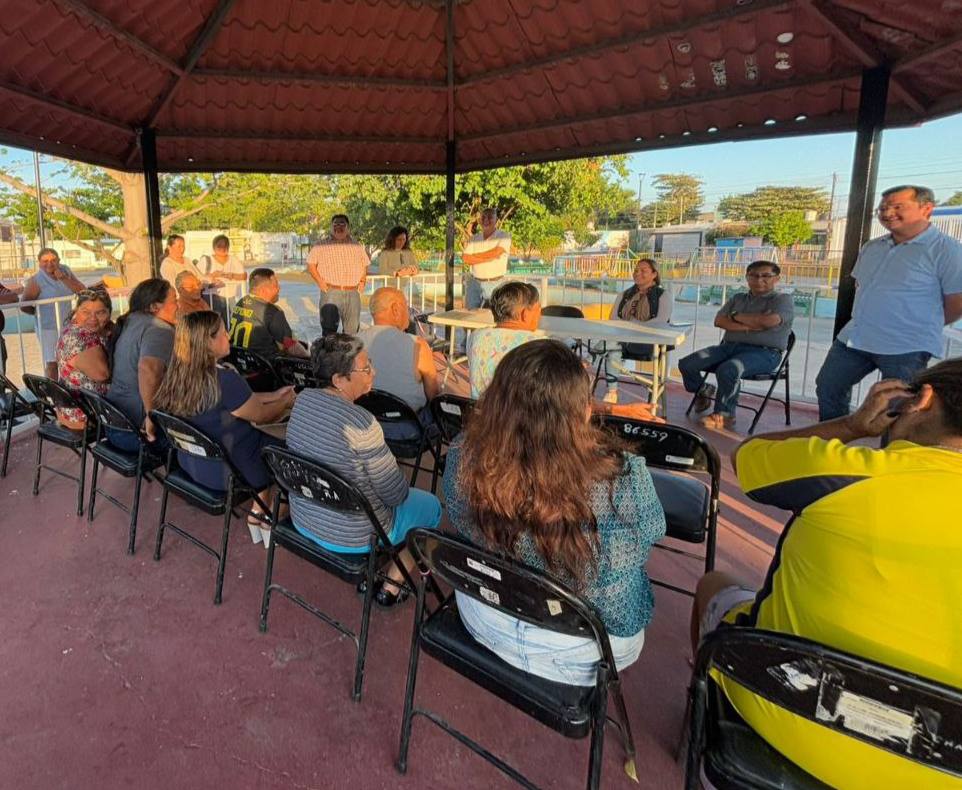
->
[428, 309, 691, 414]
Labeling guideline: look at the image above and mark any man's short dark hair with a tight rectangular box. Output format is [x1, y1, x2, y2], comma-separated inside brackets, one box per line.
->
[882, 185, 936, 206]
[914, 358, 962, 435]
[212, 234, 230, 249]
[248, 267, 276, 290]
[746, 259, 780, 276]
[331, 214, 350, 225]
[489, 281, 540, 323]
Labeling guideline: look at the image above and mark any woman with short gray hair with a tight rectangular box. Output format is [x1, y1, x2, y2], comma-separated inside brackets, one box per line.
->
[284, 333, 441, 607]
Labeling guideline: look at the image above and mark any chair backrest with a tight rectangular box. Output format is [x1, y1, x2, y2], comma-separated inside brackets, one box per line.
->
[150, 410, 226, 461]
[273, 356, 318, 390]
[600, 415, 721, 478]
[356, 388, 421, 427]
[782, 330, 796, 363]
[79, 391, 141, 438]
[542, 305, 585, 319]
[0, 372, 37, 419]
[227, 346, 276, 378]
[22, 373, 94, 422]
[261, 446, 388, 538]
[408, 529, 610, 647]
[696, 627, 962, 779]
[429, 394, 476, 444]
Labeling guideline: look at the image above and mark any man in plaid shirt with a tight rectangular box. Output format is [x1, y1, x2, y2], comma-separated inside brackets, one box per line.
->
[306, 214, 370, 336]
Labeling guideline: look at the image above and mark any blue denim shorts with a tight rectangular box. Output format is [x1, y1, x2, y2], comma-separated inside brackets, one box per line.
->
[456, 592, 644, 686]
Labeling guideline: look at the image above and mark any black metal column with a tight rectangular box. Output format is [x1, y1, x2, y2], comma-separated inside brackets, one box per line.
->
[445, 140, 456, 311]
[833, 66, 890, 338]
[141, 128, 164, 278]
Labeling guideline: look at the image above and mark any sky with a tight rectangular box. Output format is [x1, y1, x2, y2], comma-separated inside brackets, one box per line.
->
[626, 112, 962, 214]
[2, 111, 962, 218]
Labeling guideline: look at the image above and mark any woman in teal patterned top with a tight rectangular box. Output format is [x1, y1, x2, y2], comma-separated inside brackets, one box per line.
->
[443, 339, 666, 686]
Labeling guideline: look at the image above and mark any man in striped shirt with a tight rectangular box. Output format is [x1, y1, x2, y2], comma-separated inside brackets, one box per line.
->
[306, 214, 370, 336]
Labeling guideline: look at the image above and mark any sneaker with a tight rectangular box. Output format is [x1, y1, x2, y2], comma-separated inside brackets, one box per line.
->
[602, 388, 619, 405]
[246, 519, 263, 544]
[692, 383, 716, 413]
[260, 527, 272, 549]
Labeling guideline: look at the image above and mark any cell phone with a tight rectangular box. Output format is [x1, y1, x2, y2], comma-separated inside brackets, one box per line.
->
[886, 384, 921, 418]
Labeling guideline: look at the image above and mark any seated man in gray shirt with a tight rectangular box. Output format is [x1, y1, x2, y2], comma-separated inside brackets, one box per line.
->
[678, 260, 794, 429]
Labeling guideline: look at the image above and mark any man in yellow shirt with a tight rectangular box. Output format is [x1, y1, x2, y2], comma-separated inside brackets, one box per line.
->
[693, 359, 962, 789]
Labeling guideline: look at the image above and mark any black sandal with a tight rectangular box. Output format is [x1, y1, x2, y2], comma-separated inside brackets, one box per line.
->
[375, 582, 410, 609]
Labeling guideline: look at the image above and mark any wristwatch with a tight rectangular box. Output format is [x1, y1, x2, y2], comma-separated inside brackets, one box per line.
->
[730, 310, 739, 321]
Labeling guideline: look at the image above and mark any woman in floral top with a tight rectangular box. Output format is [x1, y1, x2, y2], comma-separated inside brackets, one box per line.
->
[56, 289, 112, 429]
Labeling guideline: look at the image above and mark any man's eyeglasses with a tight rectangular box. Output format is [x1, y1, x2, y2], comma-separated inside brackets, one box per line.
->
[747, 273, 777, 280]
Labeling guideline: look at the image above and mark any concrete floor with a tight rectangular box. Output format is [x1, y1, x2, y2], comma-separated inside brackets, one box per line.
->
[0, 380, 817, 789]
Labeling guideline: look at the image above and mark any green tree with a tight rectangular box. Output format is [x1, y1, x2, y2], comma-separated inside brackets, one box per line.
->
[943, 191, 962, 206]
[749, 211, 813, 248]
[637, 173, 704, 226]
[718, 185, 829, 223]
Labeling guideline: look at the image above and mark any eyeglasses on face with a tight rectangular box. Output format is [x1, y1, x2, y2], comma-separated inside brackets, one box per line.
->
[351, 364, 374, 375]
[747, 273, 777, 279]
[40, 256, 60, 264]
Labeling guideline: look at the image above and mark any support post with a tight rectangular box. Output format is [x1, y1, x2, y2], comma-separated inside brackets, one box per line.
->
[445, 141, 456, 312]
[33, 152, 47, 249]
[140, 128, 164, 278]
[833, 66, 889, 338]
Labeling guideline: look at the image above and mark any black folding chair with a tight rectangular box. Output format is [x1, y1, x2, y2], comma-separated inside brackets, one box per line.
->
[427, 393, 476, 493]
[686, 627, 962, 790]
[272, 355, 318, 392]
[600, 416, 720, 597]
[356, 389, 440, 487]
[0, 371, 38, 478]
[259, 447, 443, 701]
[227, 346, 279, 392]
[22, 374, 96, 516]
[397, 529, 637, 790]
[150, 410, 271, 605]
[685, 332, 795, 435]
[81, 391, 163, 555]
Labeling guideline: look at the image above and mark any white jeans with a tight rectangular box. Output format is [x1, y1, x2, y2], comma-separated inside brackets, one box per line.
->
[456, 592, 644, 686]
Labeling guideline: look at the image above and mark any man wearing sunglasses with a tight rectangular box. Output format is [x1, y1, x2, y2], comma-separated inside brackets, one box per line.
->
[679, 260, 794, 429]
[816, 185, 962, 421]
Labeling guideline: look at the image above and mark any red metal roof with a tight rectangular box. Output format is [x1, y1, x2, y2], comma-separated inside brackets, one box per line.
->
[1, 0, 961, 173]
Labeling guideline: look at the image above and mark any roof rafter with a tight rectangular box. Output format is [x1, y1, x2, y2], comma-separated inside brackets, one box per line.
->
[192, 68, 446, 91]
[0, 79, 133, 135]
[460, 70, 862, 143]
[157, 130, 439, 146]
[456, 0, 794, 88]
[49, 0, 183, 75]
[798, 0, 927, 114]
[893, 31, 962, 74]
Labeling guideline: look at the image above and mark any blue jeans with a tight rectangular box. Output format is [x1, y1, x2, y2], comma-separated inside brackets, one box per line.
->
[456, 592, 644, 686]
[463, 275, 502, 309]
[679, 342, 783, 417]
[816, 340, 932, 421]
[297, 487, 441, 554]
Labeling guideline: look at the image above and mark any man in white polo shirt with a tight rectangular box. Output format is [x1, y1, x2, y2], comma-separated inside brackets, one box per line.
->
[462, 207, 511, 309]
[816, 185, 962, 421]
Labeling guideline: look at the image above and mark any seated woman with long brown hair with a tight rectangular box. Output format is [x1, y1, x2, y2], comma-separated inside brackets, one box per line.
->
[443, 339, 667, 685]
[153, 311, 295, 546]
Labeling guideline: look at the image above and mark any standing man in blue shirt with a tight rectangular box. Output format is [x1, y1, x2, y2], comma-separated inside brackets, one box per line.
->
[816, 185, 962, 421]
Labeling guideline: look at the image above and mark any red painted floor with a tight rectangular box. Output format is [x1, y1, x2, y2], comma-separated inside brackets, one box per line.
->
[0, 381, 816, 789]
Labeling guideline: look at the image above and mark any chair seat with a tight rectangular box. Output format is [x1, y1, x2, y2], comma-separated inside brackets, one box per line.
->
[37, 421, 91, 449]
[1, 391, 37, 419]
[272, 519, 384, 583]
[650, 468, 709, 543]
[743, 370, 787, 382]
[419, 598, 597, 738]
[160, 467, 251, 515]
[704, 684, 830, 790]
[90, 439, 163, 477]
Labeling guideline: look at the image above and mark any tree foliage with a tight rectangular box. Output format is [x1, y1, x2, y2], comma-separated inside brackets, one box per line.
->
[717, 185, 829, 223]
[749, 211, 813, 248]
[637, 173, 705, 227]
[943, 191, 962, 206]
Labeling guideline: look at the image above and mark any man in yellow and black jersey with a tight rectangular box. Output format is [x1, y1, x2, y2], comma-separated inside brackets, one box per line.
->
[229, 268, 308, 362]
[692, 358, 962, 790]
